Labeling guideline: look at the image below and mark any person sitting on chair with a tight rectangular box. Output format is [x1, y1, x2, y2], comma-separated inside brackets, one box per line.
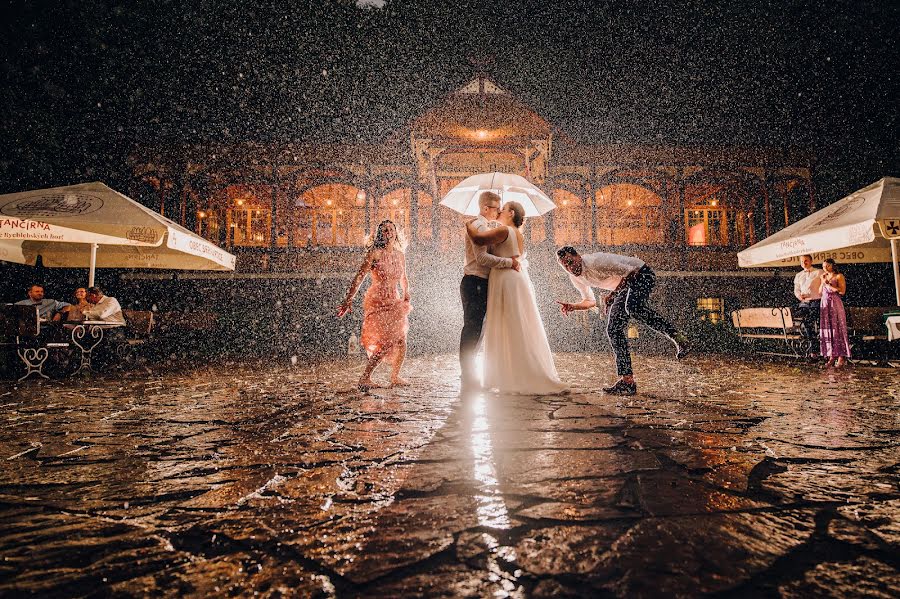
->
[83, 286, 125, 325]
[58, 288, 91, 322]
[15, 284, 69, 322]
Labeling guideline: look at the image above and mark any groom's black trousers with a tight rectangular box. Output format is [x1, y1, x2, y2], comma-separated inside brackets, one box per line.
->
[607, 265, 677, 377]
[459, 274, 489, 383]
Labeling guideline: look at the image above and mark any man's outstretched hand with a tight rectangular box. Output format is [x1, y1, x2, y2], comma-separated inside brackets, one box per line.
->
[557, 300, 575, 316]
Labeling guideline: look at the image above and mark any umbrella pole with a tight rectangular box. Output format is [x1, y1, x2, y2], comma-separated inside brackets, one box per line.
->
[89, 243, 98, 288]
[892, 238, 900, 307]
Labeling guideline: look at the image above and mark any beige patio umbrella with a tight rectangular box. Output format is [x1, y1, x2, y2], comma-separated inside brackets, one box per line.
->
[737, 177, 900, 305]
[0, 182, 236, 285]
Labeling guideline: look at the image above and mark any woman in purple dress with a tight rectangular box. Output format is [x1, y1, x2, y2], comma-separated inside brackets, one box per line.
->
[819, 258, 849, 367]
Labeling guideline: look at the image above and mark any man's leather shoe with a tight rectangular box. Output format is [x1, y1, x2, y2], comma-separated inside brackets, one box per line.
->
[603, 379, 637, 396]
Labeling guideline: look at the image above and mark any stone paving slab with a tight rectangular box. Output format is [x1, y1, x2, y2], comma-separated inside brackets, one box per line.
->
[0, 354, 898, 597]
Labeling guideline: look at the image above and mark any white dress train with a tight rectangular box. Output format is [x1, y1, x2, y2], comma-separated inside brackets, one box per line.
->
[482, 226, 568, 394]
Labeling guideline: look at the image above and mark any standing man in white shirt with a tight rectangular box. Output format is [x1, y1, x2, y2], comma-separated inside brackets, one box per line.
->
[555, 246, 688, 396]
[793, 254, 823, 349]
[459, 192, 520, 391]
[83, 286, 125, 325]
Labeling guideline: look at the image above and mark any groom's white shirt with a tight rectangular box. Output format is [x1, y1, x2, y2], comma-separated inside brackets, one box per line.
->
[463, 215, 514, 278]
[568, 252, 645, 301]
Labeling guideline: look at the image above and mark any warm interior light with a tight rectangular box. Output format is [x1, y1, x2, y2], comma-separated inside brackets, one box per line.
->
[197, 211, 207, 219]
[326, 199, 333, 206]
[392, 199, 399, 206]
[356, 190, 366, 201]
[561, 199, 569, 206]
[711, 199, 718, 207]
[627, 200, 634, 206]
[476, 129, 488, 139]
[235, 198, 245, 206]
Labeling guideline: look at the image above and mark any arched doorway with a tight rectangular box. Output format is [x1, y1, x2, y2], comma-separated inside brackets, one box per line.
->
[224, 184, 273, 247]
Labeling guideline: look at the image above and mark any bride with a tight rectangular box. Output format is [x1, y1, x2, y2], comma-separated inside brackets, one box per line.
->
[465, 201, 568, 394]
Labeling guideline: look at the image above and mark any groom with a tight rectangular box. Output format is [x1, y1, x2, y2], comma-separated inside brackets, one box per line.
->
[555, 246, 689, 396]
[459, 191, 520, 391]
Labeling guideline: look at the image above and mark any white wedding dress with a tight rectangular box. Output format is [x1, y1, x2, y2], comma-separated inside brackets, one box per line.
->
[482, 226, 568, 394]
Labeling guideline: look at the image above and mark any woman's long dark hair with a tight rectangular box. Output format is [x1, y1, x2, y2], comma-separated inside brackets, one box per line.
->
[370, 220, 396, 249]
[823, 258, 840, 274]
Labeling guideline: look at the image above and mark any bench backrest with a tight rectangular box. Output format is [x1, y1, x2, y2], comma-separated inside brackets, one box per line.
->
[731, 307, 793, 330]
[847, 307, 894, 332]
[123, 309, 154, 336]
[0, 304, 40, 339]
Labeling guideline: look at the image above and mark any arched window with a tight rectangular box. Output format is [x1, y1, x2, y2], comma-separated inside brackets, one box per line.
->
[596, 184, 664, 245]
[416, 190, 434, 242]
[375, 189, 412, 239]
[438, 177, 465, 252]
[551, 189, 586, 246]
[225, 184, 272, 247]
[296, 184, 366, 247]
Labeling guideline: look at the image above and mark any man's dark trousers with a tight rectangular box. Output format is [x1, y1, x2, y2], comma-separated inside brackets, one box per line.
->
[606, 265, 677, 376]
[459, 274, 489, 385]
[795, 300, 821, 350]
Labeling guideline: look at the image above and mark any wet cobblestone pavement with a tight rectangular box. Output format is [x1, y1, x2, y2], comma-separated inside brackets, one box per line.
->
[1, 354, 898, 598]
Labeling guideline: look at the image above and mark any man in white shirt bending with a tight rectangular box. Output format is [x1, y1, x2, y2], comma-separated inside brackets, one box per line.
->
[459, 192, 520, 391]
[83, 286, 125, 325]
[793, 254, 822, 348]
[556, 246, 688, 396]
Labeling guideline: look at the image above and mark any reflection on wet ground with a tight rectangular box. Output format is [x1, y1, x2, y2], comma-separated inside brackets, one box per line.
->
[0, 354, 898, 597]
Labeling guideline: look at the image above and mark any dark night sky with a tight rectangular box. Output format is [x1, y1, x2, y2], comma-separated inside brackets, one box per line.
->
[1, 0, 897, 203]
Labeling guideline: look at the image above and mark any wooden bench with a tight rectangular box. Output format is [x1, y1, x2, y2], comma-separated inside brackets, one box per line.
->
[845, 307, 897, 364]
[847, 307, 892, 342]
[731, 307, 812, 358]
[733, 305, 897, 362]
[113, 310, 155, 362]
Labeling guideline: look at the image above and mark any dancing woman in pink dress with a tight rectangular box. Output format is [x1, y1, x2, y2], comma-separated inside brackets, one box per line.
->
[819, 258, 850, 368]
[337, 220, 412, 391]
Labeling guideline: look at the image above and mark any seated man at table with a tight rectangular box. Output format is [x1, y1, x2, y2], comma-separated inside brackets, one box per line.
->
[83, 286, 125, 325]
[15, 284, 69, 322]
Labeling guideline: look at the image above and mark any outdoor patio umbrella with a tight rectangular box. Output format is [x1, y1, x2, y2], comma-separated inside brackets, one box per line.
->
[737, 177, 900, 305]
[0, 181, 236, 285]
[440, 172, 556, 217]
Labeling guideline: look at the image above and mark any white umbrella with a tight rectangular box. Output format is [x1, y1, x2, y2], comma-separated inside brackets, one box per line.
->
[737, 177, 900, 305]
[440, 172, 556, 217]
[0, 182, 236, 285]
